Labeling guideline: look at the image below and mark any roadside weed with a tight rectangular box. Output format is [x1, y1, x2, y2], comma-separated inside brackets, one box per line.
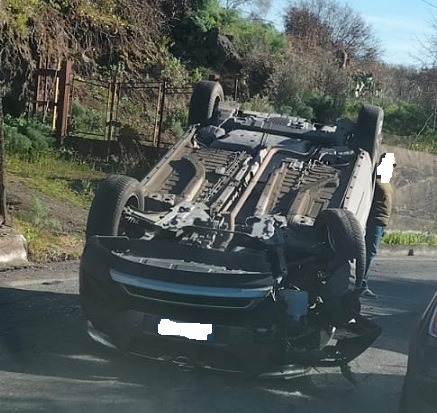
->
[382, 232, 437, 246]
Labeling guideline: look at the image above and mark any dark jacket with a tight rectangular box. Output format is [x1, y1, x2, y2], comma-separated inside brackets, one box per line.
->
[368, 179, 392, 227]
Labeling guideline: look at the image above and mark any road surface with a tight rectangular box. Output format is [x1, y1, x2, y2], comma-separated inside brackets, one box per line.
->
[0, 257, 436, 413]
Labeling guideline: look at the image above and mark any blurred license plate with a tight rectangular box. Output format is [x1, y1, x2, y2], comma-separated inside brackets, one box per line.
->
[158, 319, 213, 341]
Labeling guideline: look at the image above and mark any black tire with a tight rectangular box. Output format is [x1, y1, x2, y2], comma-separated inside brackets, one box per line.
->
[188, 80, 224, 126]
[86, 175, 144, 238]
[352, 105, 384, 162]
[316, 208, 366, 287]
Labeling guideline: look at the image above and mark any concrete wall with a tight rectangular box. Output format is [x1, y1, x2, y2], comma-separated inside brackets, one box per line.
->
[383, 144, 437, 232]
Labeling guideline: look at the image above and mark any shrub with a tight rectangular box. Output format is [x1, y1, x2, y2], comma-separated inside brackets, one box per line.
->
[3, 115, 55, 161]
[163, 105, 189, 138]
[304, 91, 340, 123]
[16, 196, 62, 232]
[240, 95, 274, 113]
[68, 99, 105, 137]
[382, 101, 426, 135]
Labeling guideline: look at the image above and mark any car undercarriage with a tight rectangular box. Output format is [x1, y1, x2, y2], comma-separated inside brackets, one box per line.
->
[80, 80, 383, 379]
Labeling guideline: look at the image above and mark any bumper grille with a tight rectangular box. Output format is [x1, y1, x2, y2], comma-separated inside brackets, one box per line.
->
[122, 284, 257, 309]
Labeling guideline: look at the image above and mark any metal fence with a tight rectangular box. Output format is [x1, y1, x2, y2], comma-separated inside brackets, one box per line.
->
[68, 75, 193, 147]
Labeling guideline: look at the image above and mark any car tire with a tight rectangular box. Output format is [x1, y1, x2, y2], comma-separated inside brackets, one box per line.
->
[352, 105, 384, 162]
[86, 175, 144, 238]
[188, 80, 224, 126]
[316, 208, 366, 287]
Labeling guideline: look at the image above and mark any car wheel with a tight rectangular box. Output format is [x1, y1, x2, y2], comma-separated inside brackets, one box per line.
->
[188, 80, 224, 126]
[86, 175, 144, 238]
[352, 105, 384, 163]
[315, 208, 366, 287]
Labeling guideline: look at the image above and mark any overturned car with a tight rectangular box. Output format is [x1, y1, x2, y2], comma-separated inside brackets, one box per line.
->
[80, 80, 383, 378]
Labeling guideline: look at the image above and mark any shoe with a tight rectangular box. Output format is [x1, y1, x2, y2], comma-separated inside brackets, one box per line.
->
[360, 288, 378, 299]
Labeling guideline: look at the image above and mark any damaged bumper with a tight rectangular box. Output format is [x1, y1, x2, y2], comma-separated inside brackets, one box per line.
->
[82, 297, 381, 377]
[80, 236, 381, 377]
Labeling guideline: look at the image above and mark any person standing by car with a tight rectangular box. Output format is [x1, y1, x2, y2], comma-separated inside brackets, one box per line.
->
[359, 152, 396, 298]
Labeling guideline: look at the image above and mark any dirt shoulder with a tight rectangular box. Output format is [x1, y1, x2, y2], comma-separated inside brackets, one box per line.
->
[6, 178, 88, 236]
[5, 174, 90, 263]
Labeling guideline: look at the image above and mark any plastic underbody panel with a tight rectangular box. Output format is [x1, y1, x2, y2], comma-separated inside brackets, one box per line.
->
[141, 142, 348, 227]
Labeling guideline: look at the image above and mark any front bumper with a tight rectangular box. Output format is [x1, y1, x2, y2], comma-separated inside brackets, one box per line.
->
[82, 296, 381, 378]
[83, 299, 302, 377]
[80, 236, 382, 376]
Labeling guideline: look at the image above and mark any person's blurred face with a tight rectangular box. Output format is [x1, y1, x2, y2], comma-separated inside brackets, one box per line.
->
[377, 153, 396, 183]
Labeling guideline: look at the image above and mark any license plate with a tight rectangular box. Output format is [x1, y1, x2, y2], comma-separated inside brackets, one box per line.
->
[158, 319, 213, 341]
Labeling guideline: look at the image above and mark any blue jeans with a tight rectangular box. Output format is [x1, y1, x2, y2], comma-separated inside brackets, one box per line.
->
[361, 222, 385, 289]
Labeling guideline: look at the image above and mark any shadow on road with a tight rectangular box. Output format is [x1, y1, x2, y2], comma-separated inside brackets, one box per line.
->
[0, 281, 419, 413]
[361, 273, 437, 356]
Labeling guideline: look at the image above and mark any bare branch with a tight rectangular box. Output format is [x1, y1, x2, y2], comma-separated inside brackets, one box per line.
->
[284, 0, 381, 62]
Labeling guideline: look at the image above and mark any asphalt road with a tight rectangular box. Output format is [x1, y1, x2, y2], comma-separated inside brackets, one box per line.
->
[0, 257, 436, 413]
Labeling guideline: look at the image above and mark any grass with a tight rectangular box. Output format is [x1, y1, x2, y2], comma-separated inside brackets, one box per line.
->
[383, 133, 437, 155]
[382, 231, 437, 246]
[6, 152, 105, 208]
[11, 217, 84, 262]
[5, 152, 106, 262]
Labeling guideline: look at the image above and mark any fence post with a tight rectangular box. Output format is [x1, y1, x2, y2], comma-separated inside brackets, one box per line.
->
[157, 80, 166, 148]
[152, 83, 162, 147]
[55, 59, 72, 145]
[51, 61, 61, 131]
[105, 73, 118, 142]
[233, 77, 239, 101]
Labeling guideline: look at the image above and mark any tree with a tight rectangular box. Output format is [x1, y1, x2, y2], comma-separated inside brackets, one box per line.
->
[218, 0, 271, 17]
[421, 15, 437, 67]
[284, 0, 381, 62]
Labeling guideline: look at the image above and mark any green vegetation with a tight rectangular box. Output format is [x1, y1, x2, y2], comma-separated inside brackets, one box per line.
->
[374, 100, 437, 155]
[6, 152, 102, 208]
[341, 99, 437, 155]
[223, 15, 287, 57]
[16, 196, 61, 231]
[12, 216, 84, 262]
[382, 232, 437, 247]
[171, 0, 287, 90]
[163, 106, 189, 139]
[69, 99, 106, 139]
[240, 94, 275, 113]
[6, 149, 105, 261]
[3, 116, 105, 260]
[4, 0, 39, 33]
[3, 115, 55, 161]
[3, 115, 101, 207]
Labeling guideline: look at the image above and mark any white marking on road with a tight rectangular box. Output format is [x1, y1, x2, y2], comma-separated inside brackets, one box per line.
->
[58, 354, 110, 363]
[361, 306, 410, 317]
[261, 388, 311, 399]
